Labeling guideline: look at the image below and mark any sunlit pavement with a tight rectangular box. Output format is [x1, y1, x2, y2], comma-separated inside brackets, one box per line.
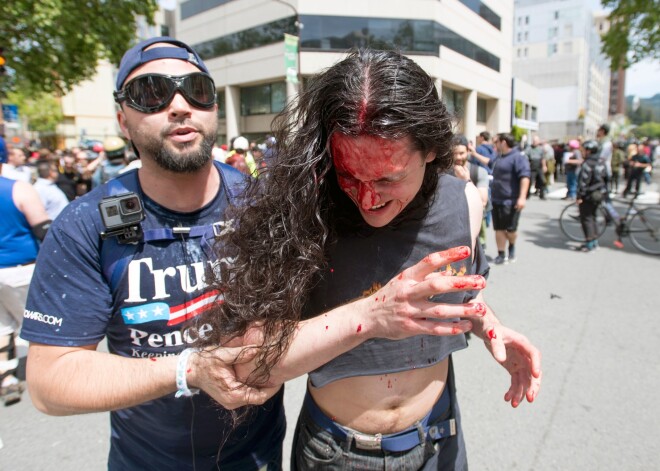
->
[545, 178, 659, 205]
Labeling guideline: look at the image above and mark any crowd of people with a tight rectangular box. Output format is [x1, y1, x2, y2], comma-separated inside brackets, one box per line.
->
[0, 35, 653, 470]
[547, 127, 658, 201]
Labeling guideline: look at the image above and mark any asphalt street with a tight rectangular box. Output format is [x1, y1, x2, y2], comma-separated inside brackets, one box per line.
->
[1, 177, 658, 470]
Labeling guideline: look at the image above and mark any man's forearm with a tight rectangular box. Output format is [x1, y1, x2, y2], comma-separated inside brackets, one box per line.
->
[470, 151, 491, 167]
[519, 177, 530, 200]
[27, 344, 179, 416]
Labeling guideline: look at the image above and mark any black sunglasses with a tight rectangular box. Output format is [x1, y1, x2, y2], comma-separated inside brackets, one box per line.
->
[114, 73, 216, 113]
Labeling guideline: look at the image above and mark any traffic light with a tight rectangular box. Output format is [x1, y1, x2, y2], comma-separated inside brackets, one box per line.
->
[0, 48, 6, 76]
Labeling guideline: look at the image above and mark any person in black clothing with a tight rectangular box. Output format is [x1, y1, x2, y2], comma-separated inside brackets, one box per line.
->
[576, 140, 606, 252]
[622, 142, 651, 197]
[56, 153, 80, 201]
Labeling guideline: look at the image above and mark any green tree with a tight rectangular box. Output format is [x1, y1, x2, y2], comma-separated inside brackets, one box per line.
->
[631, 122, 660, 139]
[601, 0, 660, 69]
[629, 104, 654, 125]
[6, 90, 62, 133]
[510, 125, 525, 143]
[514, 100, 523, 119]
[0, 0, 158, 94]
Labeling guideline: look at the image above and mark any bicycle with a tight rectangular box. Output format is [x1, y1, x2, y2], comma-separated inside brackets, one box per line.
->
[559, 194, 660, 255]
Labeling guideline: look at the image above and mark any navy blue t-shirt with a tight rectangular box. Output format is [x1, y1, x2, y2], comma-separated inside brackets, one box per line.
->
[21, 163, 285, 471]
[491, 148, 531, 206]
[471, 143, 495, 174]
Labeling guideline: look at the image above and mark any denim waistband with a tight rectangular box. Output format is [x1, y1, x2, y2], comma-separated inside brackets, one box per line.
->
[303, 384, 455, 453]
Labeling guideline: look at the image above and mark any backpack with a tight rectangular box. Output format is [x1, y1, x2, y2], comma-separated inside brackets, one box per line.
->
[100, 161, 248, 291]
[585, 159, 606, 203]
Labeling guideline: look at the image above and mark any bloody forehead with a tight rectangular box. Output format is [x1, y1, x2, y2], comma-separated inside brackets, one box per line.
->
[330, 133, 411, 179]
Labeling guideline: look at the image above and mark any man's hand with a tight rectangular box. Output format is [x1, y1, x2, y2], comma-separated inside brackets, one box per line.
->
[475, 323, 542, 408]
[363, 246, 487, 340]
[453, 164, 471, 182]
[515, 197, 527, 211]
[188, 347, 280, 410]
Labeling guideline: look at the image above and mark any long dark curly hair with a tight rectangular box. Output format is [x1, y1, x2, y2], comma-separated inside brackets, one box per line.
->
[198, 49, 454, 384]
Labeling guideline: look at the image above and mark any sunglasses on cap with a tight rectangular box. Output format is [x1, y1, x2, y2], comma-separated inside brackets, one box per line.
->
[113, 73, 216, 113]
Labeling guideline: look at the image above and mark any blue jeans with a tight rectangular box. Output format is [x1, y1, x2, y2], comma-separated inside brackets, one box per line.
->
[566, 170, 577, 198]
[291, 363, 467, 470]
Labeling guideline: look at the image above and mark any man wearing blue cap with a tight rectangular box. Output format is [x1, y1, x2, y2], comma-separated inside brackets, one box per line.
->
[19, 37, 530, 470]
[19, 37, 285, 470]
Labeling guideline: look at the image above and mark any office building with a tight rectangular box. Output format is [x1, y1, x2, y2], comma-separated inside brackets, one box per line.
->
[177, 0, 521, 144]
[513, 0, 610, 141]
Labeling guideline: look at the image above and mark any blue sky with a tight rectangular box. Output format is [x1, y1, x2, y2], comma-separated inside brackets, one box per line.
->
[624, 61, 659, 98]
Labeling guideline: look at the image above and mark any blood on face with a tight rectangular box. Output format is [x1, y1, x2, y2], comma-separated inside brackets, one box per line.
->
[330, 133, 435, 228]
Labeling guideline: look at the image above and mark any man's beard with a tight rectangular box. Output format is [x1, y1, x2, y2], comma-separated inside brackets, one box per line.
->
[142, 122, 216, 173]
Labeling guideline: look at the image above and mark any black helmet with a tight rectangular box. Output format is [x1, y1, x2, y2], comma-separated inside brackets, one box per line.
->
[582, 140, 600, 154]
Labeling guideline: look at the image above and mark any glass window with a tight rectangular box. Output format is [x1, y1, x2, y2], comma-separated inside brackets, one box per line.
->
[216, 90, 225, 119]
[181, 0, 235, 20]
[524, 31, 528, 41]
[442, 88, 464, 116]
[531, 106, 537, 121]
[193, 15, 501, 72]
[240, 81, 287, 116]
[457, 0, 501, 30]
[517, 32, 521, 42]
[525, 16, 529, 25]
[554, 11, 559, 20]
[270, 82, 287, 114]
[477, 98, 487, 123]
[301, 16, 500, 71]
[194, 17, 297, 60]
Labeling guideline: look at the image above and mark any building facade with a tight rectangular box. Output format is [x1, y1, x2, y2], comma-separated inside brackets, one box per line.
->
[513, 0, 610, 141]
[176, 0, 518, 144]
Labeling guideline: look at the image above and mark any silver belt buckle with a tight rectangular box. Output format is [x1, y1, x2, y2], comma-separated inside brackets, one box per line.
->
[353, 432, 382, 451]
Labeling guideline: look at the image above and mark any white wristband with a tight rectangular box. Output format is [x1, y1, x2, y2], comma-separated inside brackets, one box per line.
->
[175, 348, 200, 398]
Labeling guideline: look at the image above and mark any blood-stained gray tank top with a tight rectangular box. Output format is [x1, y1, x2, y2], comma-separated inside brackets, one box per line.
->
[305, 174, 489, 387]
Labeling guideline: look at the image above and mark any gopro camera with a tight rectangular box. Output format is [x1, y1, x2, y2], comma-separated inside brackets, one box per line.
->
[99, 192, 145, 244]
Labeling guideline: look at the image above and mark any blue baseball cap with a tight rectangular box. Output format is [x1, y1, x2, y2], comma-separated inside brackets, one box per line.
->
[115, 36, 209, 90]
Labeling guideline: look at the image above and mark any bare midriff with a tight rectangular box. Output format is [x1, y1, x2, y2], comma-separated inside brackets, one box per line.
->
[309, 357, 449, 434]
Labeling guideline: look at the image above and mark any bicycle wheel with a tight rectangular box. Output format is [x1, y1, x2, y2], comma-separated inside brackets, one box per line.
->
[629, 207, 660, 255]
[559, 202, 608, 242]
